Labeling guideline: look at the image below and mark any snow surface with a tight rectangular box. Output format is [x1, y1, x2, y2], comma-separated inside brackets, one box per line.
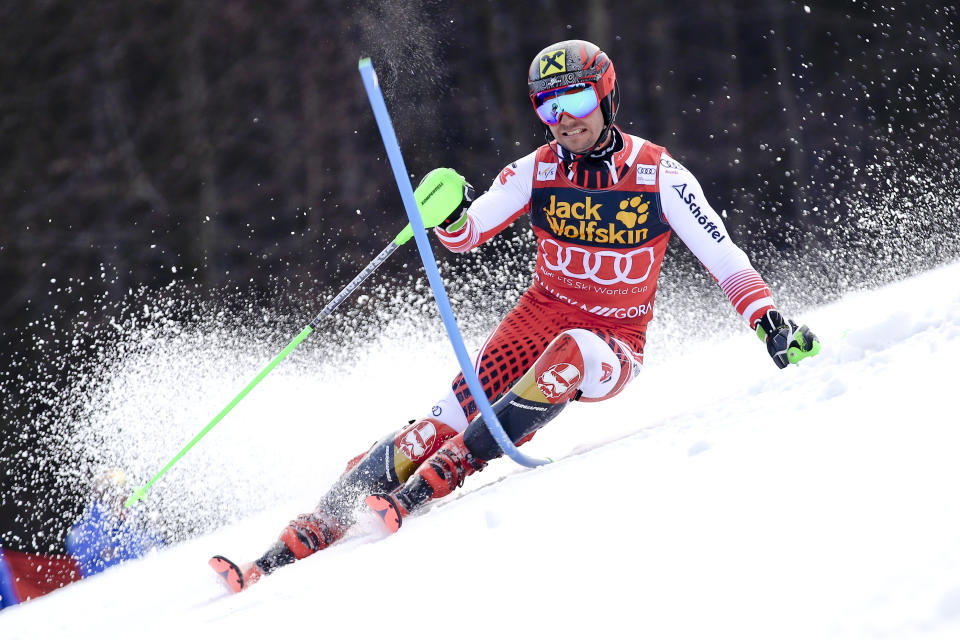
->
[3, 260, 960, 639]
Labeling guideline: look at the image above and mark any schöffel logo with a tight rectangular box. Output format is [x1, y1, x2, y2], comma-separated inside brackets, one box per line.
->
[540, 238, 655, 285]
[671, 183, 726, 243]
[542, 194, 650, 244]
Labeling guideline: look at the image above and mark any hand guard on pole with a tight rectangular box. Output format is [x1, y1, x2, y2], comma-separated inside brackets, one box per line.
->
[755, 309, 821, 368]
[391, 167, 471, 246]
[420, 169, 474, 233]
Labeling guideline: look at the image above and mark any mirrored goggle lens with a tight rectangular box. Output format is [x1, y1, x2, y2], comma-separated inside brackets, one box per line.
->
[533, 85, 600, 125]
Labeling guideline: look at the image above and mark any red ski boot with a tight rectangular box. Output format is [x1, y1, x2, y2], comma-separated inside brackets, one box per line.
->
[210, 511, 345, 594]
[279, 510, 348, 560]
[366, 433, 486, 532]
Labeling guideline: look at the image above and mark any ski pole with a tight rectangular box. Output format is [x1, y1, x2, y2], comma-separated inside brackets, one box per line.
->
[358, 57, 549, 468]
[124, 172, 466, 509]
[122, 244, 389, 508]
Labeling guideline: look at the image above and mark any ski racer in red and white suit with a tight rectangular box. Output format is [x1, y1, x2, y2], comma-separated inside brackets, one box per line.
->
[213, 39, 819, 592]
[427, 129, 776, 437]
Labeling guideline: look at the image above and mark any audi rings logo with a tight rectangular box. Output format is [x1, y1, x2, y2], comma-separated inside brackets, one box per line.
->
[540, 238, 655, 285]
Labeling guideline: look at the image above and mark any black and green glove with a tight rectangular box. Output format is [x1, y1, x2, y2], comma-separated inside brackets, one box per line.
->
[755, 309, 821, 369]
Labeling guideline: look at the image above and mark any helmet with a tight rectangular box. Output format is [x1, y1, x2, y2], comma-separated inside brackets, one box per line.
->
[93, 468, 129, 511]
[527, 39, 618, 129]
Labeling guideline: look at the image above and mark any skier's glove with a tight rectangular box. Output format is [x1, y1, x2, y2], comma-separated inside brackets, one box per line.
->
[754, 309, 821, 369]
[437, 180, 474, 233]
[415, 168, 474, 233]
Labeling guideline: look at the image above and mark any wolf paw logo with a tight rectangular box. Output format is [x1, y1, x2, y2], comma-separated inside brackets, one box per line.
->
[616, 196, 649, 228]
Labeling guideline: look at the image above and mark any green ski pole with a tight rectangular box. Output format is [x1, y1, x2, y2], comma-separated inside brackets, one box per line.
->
[124, 169, 468, 508]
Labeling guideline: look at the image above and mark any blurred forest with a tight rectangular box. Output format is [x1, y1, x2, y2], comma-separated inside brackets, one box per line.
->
[2, 0, 958, 554]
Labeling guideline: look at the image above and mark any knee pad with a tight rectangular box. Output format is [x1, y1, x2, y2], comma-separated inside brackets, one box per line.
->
[334, 417, 459, 505]
[522, 328, 622, 404]
[463, 331, 585, 460]
[391, 418, 459, 484]
[530, 331, 587, 404]
[561, 329, 637, 401]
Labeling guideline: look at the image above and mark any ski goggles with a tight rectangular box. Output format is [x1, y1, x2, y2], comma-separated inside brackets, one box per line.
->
[532, 84, 600, 125]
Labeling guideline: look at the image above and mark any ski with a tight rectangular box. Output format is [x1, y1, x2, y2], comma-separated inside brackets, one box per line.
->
[209, 555, 261, 594]
[365, 493, 405, 533]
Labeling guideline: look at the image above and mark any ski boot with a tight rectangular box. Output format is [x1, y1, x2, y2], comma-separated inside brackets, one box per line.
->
[366, 433, 486, 533]
[209, 509, 344, 593]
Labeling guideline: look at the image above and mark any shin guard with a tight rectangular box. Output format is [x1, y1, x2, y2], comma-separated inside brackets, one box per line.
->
[275, 418, 457, 558]
[464, 331, 584, 460]
[392, 432, 487, 515]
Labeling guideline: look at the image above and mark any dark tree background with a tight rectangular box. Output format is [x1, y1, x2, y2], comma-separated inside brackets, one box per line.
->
[2, 1, 958, 554]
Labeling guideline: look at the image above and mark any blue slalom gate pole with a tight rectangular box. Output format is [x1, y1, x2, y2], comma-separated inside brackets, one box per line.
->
[358, 58, 549, 468]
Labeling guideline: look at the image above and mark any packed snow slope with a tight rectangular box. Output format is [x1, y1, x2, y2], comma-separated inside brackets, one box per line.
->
[4, 260, 960, 640]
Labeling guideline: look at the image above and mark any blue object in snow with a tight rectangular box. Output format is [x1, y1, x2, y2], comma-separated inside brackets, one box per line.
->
[0, 546, 20, 609]
[66, 502, 164, 577]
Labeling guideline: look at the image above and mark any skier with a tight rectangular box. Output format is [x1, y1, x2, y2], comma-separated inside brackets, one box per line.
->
[66, 469, 165, 577]
[210, 39, 820, 592]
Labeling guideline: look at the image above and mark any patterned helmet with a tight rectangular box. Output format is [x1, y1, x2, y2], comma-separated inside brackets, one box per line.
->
[527, 39, 618, 125]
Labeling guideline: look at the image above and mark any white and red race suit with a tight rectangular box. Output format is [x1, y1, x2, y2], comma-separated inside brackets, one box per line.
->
[428, 127, 776, 431]
[276, 131, 781, 558]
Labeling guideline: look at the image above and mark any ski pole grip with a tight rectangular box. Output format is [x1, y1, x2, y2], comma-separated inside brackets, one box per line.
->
[392, 168, 468, 246]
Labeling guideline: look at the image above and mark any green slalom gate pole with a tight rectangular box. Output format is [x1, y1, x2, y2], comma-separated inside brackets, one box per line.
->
[123, 169, 464, 509]
[123, 241, 395, 508]
[123, 176, 464, 509]
[123, 324, 314, 508]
